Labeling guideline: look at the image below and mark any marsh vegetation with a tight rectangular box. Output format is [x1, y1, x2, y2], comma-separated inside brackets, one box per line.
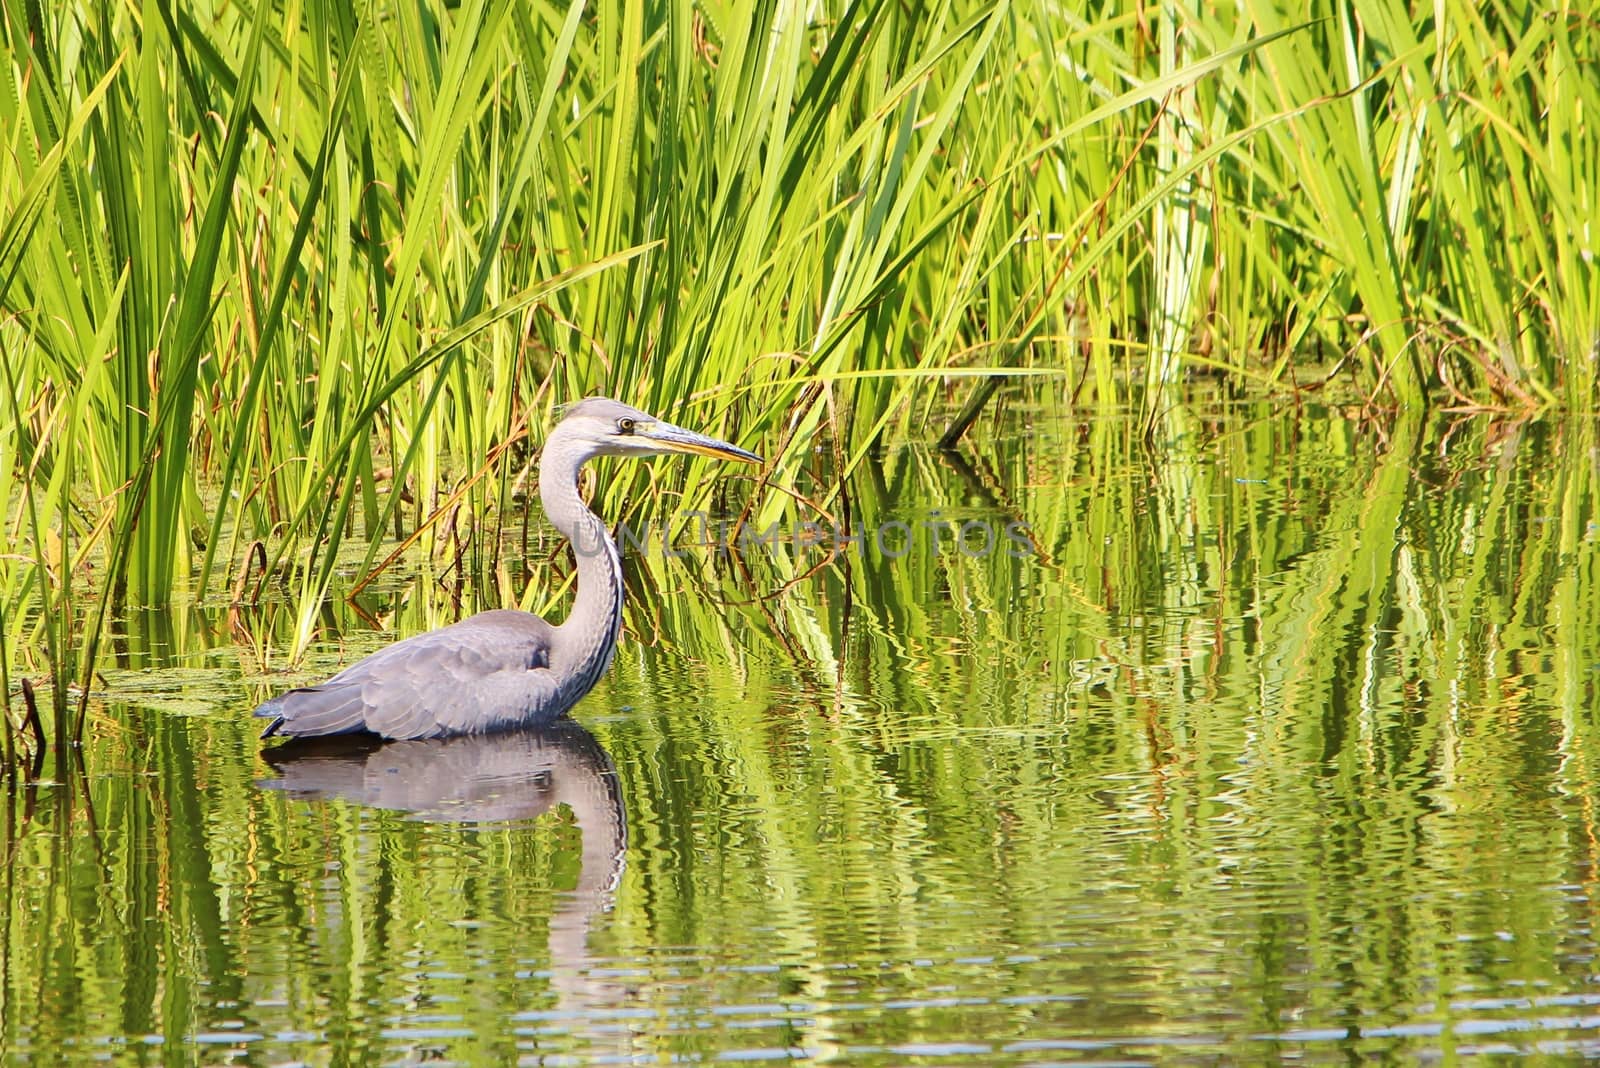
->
[2, 0, 1594, 758]
[2, 1, 1599, 1059]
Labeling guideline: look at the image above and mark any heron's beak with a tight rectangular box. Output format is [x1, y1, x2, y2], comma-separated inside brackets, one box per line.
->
[643, 421, 763, 465]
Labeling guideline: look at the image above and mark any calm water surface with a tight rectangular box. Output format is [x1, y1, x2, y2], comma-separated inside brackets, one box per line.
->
[5, 405, 1600, 1064]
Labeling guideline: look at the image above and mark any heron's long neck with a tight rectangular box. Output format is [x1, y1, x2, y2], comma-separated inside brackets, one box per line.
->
[540, 436, 624, 691]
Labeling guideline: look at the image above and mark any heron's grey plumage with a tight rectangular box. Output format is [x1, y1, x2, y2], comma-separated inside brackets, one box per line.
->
[255, 398, 759, 741]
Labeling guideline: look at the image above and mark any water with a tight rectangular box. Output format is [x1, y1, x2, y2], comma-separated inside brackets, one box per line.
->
[5, 404, 1600, 1063]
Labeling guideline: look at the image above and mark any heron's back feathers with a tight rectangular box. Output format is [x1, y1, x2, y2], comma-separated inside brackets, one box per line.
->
[255, 610, 569, 741]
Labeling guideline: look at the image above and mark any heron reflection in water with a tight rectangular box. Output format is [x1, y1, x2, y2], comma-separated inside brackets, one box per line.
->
[255, 398, 759, 740]
[259, 720, 625, 852]
[260, 722, 629, 1034]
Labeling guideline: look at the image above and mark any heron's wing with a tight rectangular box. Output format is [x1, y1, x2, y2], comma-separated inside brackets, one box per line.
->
[256, 611, 568, 740]
[254, 683, 368, 738]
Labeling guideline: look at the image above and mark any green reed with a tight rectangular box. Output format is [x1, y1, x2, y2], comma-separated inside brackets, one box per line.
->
[1, 0, 1595, 763]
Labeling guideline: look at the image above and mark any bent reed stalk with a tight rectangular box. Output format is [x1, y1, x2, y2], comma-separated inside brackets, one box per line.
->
[1, 0, 1594, 765]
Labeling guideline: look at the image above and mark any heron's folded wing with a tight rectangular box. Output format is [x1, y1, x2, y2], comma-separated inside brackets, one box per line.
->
[345, 621, 567, 739]
[256, 612, 565, 739]
[255, 684, 367, 737]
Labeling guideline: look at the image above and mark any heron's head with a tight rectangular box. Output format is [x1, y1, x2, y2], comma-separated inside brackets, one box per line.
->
[555, 398, 762, 465]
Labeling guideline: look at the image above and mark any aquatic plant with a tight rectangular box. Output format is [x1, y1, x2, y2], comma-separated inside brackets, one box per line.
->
[1, 0, 1593, 763]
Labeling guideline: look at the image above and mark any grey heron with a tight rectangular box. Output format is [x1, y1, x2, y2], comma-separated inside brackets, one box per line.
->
[255, 397, 760, 740]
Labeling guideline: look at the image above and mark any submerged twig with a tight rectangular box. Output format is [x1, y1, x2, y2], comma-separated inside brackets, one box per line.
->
[20, 679, 44, 780]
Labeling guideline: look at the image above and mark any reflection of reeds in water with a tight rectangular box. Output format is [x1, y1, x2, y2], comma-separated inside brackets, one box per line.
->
[608, 410, 1600, 1013]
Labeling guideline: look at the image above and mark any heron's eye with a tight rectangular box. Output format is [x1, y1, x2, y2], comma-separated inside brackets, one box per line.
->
[617, 417, 636, 434]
